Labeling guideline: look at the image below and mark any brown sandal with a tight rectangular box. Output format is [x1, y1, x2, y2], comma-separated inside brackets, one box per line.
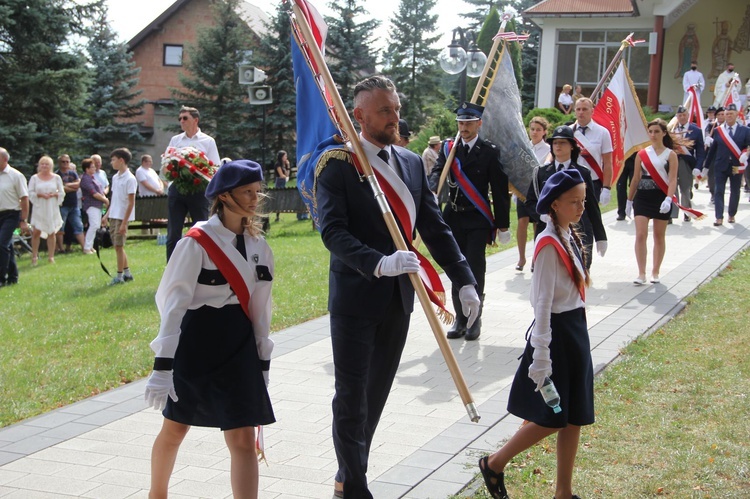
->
[478, 456, 509, 499]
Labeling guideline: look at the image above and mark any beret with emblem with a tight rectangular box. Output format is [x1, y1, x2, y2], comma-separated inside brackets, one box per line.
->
[205, 159, 263, 200]
[537, 168, 585, 215]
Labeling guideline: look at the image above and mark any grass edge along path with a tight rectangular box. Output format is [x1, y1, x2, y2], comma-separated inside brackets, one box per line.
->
[459, 250, 750, 499]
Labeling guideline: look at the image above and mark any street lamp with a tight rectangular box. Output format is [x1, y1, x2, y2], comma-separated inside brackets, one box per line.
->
[439, 28, 487, 103]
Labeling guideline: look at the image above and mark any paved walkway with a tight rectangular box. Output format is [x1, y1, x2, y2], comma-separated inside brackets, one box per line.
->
[2, 187, 749, 499]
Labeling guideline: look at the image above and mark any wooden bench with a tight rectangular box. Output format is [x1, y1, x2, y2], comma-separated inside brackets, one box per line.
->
[131, 188, 310, 235]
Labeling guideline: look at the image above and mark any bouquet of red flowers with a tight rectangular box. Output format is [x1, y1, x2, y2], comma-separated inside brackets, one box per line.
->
[161, 146, 217, 195]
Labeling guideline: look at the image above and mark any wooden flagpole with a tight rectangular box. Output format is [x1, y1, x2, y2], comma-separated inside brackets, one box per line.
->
[591, 33, 636, 102]
[291, 2, 480, 422]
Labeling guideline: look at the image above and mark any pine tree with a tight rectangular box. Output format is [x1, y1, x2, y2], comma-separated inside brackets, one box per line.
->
[79, 10, 146, 155]
[516, 0, 541, 112]
[325, 0, 380, 110]
[172, 0, 261, 163]
[0, 0, 99, 170]
[256, 2, 297, 161]
[460, 0, 513, 31]
[381, 0, 442, 130]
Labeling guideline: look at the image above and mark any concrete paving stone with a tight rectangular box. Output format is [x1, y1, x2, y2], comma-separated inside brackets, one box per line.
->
[0, 454, 24, 468]
[171, 464, 224, 482]
[0, 470, 26, 487]
[0, 436, 63, 456]
[109, 397, 150, 414]
[0, 425, 45, 444]
[99, 455, 151, 474]
[89, 469, 150, 489]
[53, 462, 109, 481]
[37, 422, 98, 441]
[397, 449, 453, 471]
[439, 422, 487, 443]
[82, 483, 140, 499]
[280, 454, 334, 470]
[84, 441, 152, 461]
[404, 477, 469, 499]
[88, 386, 142, 404]
[426, 457, 479, 483]
[1, 490, 69, 499]
[57, 400, 116, 417]
[2, 457, 70, 476]
[419, 435, 467, 455]
[32, 447, 114, 467]
[376, 463, 433, 487]
[168, 478, 232, 498]
[73, 410, 130, 427]
[369, 442, 420, 460]
[99, 417, 163, 436]
[4, 473, 99, 496]
[22, 412, 82, 430]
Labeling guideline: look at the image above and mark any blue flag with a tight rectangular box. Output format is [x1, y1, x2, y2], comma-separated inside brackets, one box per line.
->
[291, 16, 338, 228]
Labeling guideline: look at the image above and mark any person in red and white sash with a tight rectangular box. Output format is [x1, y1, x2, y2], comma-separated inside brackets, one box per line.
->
[144, 160, 275, 499]
[478, 169, 594, 499]
[572, 98, 614, 205]
[626, 119, 679, 285]
[672, 106, 705, 222]
[704, 103, 750, 225]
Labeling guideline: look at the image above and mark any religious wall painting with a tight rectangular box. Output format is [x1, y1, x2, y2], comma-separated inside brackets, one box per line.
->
[735, 4, 750, 54]
[675, 23, 700, 79]
[709, 19, 734, 78]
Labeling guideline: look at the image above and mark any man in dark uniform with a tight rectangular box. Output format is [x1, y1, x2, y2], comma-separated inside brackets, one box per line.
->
[315, 75, 480, 499]
[428, 102, 510, 341]
[673, 105, 705, 221]
[525, 126, 607, 268]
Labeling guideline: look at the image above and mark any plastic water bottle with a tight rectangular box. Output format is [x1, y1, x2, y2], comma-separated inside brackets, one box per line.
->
[157, 233, 167, 246]
[540, 377, 561, 414]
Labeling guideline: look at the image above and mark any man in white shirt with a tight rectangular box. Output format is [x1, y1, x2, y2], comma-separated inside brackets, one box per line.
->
[165, 106, 220, 261]
[572, 98, 614, 205]
[713, 62, 741, 108]
[0, 147, 29, 287]
[135, 154, 165, 197]
[682, 61, 705, 104]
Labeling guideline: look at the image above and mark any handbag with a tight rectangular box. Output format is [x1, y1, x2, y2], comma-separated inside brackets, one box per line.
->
[95, 227, 113, 249]
[93, 227, 112, 276]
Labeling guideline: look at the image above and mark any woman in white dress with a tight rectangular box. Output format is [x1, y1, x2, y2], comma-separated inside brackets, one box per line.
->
[28, 156, 64, 265]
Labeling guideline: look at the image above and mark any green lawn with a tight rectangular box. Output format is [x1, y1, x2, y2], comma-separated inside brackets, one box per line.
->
[461, 250, 750, 498]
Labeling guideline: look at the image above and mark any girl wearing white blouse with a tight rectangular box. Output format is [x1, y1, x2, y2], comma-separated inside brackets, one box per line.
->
[479, 169, 594, 499]
[145, 160, 275, 499]
[558, 84, 574, 115]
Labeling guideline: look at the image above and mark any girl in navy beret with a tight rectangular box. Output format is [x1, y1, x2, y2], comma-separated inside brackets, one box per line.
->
[479, 169, 594, 499]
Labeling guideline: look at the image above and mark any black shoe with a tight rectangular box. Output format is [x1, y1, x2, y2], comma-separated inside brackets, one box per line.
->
[446, 321, 466, 339]
[478, 456, 509, 499]
[616, 214, 626, 221]
[123, 274, 134, 282]
[465, 318, 481, 341]
[684, 214, 690, 222]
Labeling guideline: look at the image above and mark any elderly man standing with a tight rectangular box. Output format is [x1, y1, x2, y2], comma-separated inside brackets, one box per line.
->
[673, 106, 705, 221]
[421, 135, 441, 176]
[572, 98, 614, 206]
[0, 148, 30, 287]
[165, 106, 220, 261]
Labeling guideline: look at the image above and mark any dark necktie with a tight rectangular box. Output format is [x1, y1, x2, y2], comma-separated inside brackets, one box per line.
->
[570, 238, 584, 267]
[557, 163, 565, 172]
[463, 144, 470, 158]
[579, 125, 587, 136]
[377, 149, 389, 163]
[236, 234, 247, 260]
[729, 126, 734, 138]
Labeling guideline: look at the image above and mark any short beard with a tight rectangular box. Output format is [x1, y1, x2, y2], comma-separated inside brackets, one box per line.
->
[370, 128, 398, 146]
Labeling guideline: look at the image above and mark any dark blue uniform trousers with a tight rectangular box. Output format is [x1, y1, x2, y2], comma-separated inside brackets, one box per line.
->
[166, 183, 209, 262]
[331, 285, 410, 499]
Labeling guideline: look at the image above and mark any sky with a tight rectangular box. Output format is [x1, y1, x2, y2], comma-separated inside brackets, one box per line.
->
[105, 0, 475, 51]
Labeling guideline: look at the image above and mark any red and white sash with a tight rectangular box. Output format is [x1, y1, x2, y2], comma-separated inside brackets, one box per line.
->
[715, 125, 747, 172]
[574, 127, 604, 180]
[638, 147, 704, 220]
[347, 144, 450, 319]
[533, 235, 585, 301]
[186, 226, 253, 318]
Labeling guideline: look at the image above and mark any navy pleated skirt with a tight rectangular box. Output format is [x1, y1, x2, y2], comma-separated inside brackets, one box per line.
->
[164, 304, 275, 430]
[507, 307, 595, 428]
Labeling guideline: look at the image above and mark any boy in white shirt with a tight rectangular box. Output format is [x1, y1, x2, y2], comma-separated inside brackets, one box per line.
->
[103, 148, 137, 285]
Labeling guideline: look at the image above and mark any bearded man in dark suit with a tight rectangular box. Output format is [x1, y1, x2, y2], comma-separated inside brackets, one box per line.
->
[315, 75, 480, 499]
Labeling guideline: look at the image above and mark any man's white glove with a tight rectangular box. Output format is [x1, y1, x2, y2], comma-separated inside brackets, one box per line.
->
[263, 370, 269, 388]
[497, 230, 511, 245]
[692, 168, 702, 177]
[599, 187, 611, 206]
[144, 370, 178, 411]
[626, 199, 633, 219]
[704, 136, 713, 148]
[596, 240, 608, 257]
[659, 196, 672, 214]
[379, 250, 420, 277]
[458, 285, 481, 328]
[528, 359, 552, 392]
